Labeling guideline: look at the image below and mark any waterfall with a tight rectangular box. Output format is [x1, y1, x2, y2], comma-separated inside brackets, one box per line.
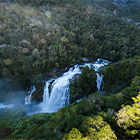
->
[39, 58, 109, 113]
[96, 73, 104, 92]
[25, 85, 36, 105]
[43, 80, 52, 103]
[39, 65, 81, 113]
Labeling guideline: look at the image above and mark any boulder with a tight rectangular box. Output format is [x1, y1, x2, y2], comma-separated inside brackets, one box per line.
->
[81, 57, 96, 63]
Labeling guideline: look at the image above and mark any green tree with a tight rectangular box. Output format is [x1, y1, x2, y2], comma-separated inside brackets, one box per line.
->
[62, 128, 82, 140]
[116, 92, 140, 139]
[70, 66, 97, 102]
[79, 115, 117, 140]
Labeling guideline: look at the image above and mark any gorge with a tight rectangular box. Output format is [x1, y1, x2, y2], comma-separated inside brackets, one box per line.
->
[23, 58, 109, 115]
[0, 0, 140, 139]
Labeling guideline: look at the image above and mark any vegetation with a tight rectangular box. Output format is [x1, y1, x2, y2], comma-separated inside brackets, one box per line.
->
[70, 66, 97, 102]
[0, 0, 140, 101]
[1, 86, 140, 139]
[0, 108, 26, 139]
[116, 92, 140, 139]
[0, 0, 140, 139]
[103, 56, 140, 93]
[63, 116, 117, 140]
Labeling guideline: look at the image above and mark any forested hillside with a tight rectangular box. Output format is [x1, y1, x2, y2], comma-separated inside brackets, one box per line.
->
[0, 0, 140, 139]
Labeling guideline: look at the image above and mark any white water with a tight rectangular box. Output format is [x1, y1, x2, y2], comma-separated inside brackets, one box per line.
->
[0, 103, 14, 109]
[39, 65, 81, 112]
[96, 73, 104, 92]
[25, 85, 36, 105]
[39, 58, 109, 113]
[43, 80, 52, 103]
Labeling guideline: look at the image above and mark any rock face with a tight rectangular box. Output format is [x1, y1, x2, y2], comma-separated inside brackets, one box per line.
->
[32, 81, 45, 102]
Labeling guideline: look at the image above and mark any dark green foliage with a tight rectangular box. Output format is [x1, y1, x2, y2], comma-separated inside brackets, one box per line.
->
[87, 75, 140, 113]
[9, 99, 96, 139]
[1, 85, 140, 140]
[77, 66, 97, 92]
[64, 115, 84, 132]
[0, 108, 26, 139]
[55, 99, 96, 133]
[89, 92, 104, 112]
[70, 66, 97, 102]
[0, 126, 13, 139]
[75, 99, 96, 116]
[103, 75, 140, 111]
[10, 113, 56, 139]
[104, 56, 140, 93]
[105, 92, 124, 110]
[0, 108, 26, 124]
[6, 99, 117, 140]
[30, 73, 45, 101]
[120, 1, 140, 22]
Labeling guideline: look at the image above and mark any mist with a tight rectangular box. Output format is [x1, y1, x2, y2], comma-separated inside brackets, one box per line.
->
[0, 78, 41, 115]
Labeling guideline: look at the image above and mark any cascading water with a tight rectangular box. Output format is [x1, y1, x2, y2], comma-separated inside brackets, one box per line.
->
[39, 65, 81, 113]
[39, 58, 109, 113]
[25, 85, 36, 105]
[43, 80, 52, 103]
[96, 73, 104, 92]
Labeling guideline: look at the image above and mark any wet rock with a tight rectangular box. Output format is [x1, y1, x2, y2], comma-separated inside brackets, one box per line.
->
[69, 74, 80, 83]
[52, 68, 58, 73]
[81, 57, 96, 63]
[32, 81, 45, 101]
[52, 63, 77, 75]
[81, 58, 89, 62]
[64, 63, 77, 72]
[48, 79, 55, 94]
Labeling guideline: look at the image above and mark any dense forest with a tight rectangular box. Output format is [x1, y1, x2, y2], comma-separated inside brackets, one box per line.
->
[0, 0, 140, 139]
